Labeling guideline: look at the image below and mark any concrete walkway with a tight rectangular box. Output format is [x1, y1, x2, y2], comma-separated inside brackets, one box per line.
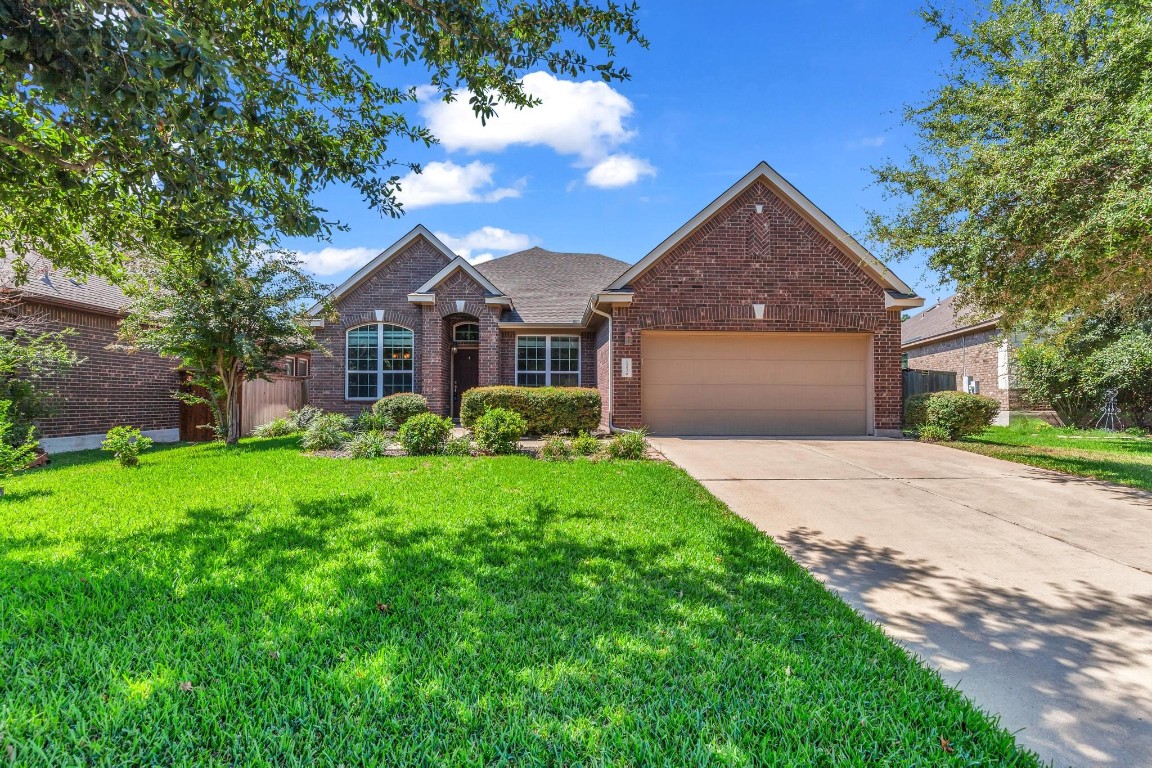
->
[651, 436, 1152, 768]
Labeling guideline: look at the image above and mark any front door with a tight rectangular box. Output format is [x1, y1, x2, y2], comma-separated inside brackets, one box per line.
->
[452, 348, 480, 418]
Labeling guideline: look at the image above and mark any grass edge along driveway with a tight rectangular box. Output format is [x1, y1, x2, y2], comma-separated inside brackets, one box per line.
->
[0, 439, 1042, 766]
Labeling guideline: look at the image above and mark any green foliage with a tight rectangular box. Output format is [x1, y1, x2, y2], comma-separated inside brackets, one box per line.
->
[118, 248, 329, 444]
[904, 391, 999, 440]
[869, 1, 1152, 320]
[286, 406, 323, 432]
[0, 399, 39, 484]
[916, 424, 951, 443]
[346, 431, 391, 459]
[0, 323, 81, 447]
[540, 435, 574, 462]
[441, 436, 474, 457]
[252, 417, 295, 438]
[301, 413, 352, 452]
[372, 393, 429, 430]
[570, 431, 600, 457]
[354, 408, 389, 433]
[100, 426, 153, 468]
[460, 386, 601, 434]
[0, 1, 645, 277]
[473, 408, 528, 455]
[606, 430, 648, 461]
[1014, 338, 1103, 428]
[398, 413, 452, 456]
[1087, 331, 1152, 430]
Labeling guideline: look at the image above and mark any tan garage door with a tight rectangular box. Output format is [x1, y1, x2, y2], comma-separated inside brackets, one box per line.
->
[641, 332, 870, 435]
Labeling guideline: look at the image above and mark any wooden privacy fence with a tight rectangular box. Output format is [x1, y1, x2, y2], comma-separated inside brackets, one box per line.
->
[902, 369, 957, 401]
[179, 375, 309, 441]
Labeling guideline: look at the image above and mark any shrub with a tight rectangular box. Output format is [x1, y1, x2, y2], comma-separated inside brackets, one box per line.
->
[252, 417, 295, 438]
[101, 425, 154, 467]
[540, 435, 573, 461]
[301, 413, 352, 451]
[287, 405, 324, 432]
[347, 430, 390, 458]
[917, 424, 951, 442]
[905, 391, 999, 440]
[398, 412, 452, 455]
[570, 431, 600, 457]
[606, 429, 647, 460]
[373, 392, 429, 429]
[354, 408, 388, 433]
[442, 435, 474, 456]
[473, 408, 527, 455]
[460, 387, 600, 435]
[0, 400, 39, 491]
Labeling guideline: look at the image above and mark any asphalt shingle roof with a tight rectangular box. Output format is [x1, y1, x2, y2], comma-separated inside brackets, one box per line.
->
[475, 247, 629, 324]
[0, 254, 127, 314]
[901, 295, 997, 346]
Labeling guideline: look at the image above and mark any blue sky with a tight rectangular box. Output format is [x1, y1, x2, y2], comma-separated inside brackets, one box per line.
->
[288, 1, 963, 311]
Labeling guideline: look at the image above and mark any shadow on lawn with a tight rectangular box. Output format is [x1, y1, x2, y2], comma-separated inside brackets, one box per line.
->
[0, 490, 1040, 765]
[956, 441, 1152, 498]
[774, 527, 1152, 765]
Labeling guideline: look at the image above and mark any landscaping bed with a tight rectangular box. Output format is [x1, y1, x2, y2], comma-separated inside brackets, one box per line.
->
[0, 439, 1040, 765]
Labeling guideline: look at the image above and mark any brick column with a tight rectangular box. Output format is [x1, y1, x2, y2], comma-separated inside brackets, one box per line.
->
[420, 304, 447, 415]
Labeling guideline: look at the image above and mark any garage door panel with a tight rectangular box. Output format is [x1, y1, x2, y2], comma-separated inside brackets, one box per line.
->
[641, 332, 870, 436]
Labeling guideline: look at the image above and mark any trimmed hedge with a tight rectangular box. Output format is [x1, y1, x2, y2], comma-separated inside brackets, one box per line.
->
[460, 386, 601, 435]
[904, 391, 999, 440]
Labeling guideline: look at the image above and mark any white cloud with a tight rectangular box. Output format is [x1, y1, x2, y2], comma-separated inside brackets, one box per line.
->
[847, 135, 887, 149]
[418, 72, 655, 187]
[585, 154, 657, 188]
[294, 246, 378, 276]
[435, 226, 536, 265]
[396, 161, 524, 209]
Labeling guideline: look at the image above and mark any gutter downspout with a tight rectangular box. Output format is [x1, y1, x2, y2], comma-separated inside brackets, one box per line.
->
[589, 299, 641, 434]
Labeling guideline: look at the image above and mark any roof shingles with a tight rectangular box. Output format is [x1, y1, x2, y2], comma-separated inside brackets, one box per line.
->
[475, 247, 628, 325]
[0, 255, 127, 314]
[901, 295, 997, 346]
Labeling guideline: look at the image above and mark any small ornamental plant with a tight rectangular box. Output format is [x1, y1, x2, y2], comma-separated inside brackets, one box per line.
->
[0, 400, 39, 493]
[473, 408, 527, 455]
[398, 413, 453, 455]
[301, 413, 353, 451]
[540, 434, 574, 461]
[346, 430, 390, 458]
[570, 431, 600, 457]
[373, 393, 429, 430]
[606, 429, 648, 461]
[252, 417, 295, 438]
[101, 425, 154, 467]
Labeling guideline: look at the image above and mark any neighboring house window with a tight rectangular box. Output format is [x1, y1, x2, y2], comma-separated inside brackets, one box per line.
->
[516, 335, 579, 387]
[454, 322, 480, 344]
[346, 324, 414, 399]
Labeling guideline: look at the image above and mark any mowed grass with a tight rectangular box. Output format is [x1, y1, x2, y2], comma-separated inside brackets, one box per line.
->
[951, 422, 1152, 492]
[0, 439, 1039, 766]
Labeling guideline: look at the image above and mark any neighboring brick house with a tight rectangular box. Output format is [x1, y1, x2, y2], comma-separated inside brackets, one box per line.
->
[309, 163, 923, 436]
[901, 296, 1033, 424]
[0, 258, 181, 452]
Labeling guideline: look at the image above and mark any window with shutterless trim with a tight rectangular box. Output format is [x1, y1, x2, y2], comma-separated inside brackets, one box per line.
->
[515, 335, 579, 387]
[453, 322, 480, 344]
[346, 323, 414, 399]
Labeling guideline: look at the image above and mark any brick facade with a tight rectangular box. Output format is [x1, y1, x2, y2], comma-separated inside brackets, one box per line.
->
[905, 328, 1028, 411]
[608, 181, 903, 432]
[27, 302, 180, 438]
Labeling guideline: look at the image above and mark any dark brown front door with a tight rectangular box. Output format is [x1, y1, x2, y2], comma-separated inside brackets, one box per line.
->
[452, 348, 479, 418]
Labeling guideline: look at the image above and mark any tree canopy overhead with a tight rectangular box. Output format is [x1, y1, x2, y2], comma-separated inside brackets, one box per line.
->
[869, 0, 1152, 324]
[0, 0, 646, 278]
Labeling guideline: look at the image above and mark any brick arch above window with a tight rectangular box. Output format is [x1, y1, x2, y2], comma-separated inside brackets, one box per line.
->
[338, 309, 419, 329]
[435, 300, 487, 319]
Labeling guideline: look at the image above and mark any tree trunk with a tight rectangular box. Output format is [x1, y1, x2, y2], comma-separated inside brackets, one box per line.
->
[216, 359, 243, 445]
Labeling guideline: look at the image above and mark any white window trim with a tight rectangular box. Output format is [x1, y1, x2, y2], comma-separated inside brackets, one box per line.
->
[346, 323, 415, 400]
[453, 321, 481, 345]
[515, 335, 581, 387]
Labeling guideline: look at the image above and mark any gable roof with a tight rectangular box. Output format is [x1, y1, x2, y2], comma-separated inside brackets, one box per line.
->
[1, 253, 128, 314]
[901, 295, 999, 347]
[307, 225, 456, 315]
[475, 248, 629, 325]
[606, 162, 922, 308]
[410, 255, 505, 296]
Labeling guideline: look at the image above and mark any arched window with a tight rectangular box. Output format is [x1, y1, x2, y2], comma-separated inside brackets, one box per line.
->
[453, 322, 480, 344]
[346, 324, 414, 400]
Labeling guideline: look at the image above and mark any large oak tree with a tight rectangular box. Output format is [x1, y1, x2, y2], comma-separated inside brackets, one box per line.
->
[0, 1, 645, 279]
[869, 0, 1152, 323]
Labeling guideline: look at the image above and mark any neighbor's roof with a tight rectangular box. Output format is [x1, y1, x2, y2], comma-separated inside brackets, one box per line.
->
[475, 247, 630, 325]
[0, 253, 128, 314]
[901, 295, 998, 347]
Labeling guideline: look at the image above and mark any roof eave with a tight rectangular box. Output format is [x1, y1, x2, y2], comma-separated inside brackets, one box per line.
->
[901, 318, 1000, 350]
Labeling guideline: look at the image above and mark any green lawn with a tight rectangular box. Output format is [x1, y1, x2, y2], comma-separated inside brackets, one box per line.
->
[950, 422, 1152, 491]
[0, 440, 1039, 766]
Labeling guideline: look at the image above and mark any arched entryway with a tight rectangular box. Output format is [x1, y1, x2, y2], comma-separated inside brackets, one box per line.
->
[447, 315, 481, 418]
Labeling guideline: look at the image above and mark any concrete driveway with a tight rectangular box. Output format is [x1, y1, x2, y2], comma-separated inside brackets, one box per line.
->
[650, 436, 1152, 768]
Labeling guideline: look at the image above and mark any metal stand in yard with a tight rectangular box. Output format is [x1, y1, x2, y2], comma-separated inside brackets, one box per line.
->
[1096, 389, 1121, 432]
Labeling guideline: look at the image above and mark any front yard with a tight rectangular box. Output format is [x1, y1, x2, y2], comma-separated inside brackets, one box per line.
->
[948, 422, 1152, 492]
[1, 440, 1038, 765]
